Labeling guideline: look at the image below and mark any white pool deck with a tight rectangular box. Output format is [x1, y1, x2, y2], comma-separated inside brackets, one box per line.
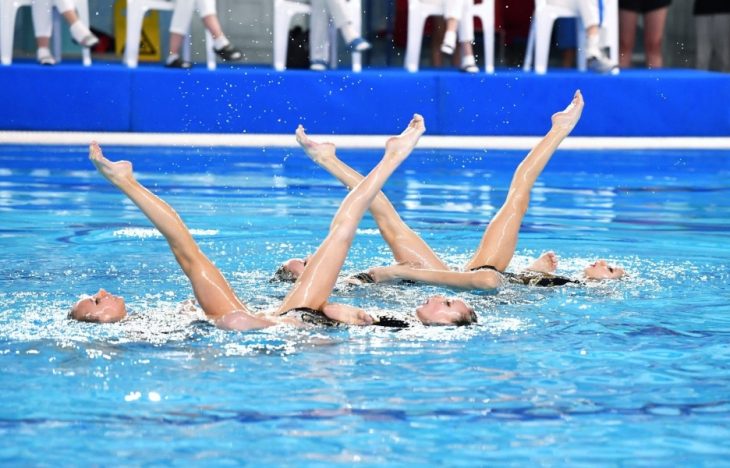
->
[2, 131, 730, 150]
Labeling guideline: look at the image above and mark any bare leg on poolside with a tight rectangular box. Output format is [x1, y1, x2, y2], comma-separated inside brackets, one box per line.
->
[89, 143, 269, 328]
[168, 33, 186, 59]
[278, 115, 426, 313]
[295, 127, 448, 270]
[464, 91, 584, 272]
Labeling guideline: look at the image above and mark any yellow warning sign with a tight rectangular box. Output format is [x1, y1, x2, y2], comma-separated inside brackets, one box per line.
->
[114, 0, 162, 62]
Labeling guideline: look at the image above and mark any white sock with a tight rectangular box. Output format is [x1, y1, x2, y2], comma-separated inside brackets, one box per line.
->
[37, 46, 55, 64]
[213, 35, 230, 50]
[586, 33, 601, 58]
[166, 53, 180, 65]
[69, 20, 91, 43]
[340, 24, 358, 44]
[461, 54, 476, 67]
[442, 30, 457, 50]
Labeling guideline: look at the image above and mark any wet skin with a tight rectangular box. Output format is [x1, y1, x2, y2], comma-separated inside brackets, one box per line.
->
[416, 295, 474, 326]
[71, 288, 127, 323]
[583, 259, 625, 280]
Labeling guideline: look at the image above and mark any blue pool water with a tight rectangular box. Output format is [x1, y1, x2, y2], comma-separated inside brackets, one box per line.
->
[1, 145, 729, 464]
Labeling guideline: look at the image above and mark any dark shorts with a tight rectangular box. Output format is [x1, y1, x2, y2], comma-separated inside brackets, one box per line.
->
[619, 0, 671, 13]
[694, 0, 730, 15]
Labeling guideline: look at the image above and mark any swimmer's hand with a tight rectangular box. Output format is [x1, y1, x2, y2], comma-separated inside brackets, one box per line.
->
[322, 303, 374, 326]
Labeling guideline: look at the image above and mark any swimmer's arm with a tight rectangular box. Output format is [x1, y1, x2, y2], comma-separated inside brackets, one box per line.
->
[374, 265, 502, 290]
[322, 303, 374, 326]
[215, 311, 276, 331]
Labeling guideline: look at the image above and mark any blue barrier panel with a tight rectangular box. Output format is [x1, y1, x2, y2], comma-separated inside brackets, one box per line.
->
[0, 64, 131, 131]
[2, 64, 729, 135]
[437, 69, 730, 136]
[131, 68, 441, 134]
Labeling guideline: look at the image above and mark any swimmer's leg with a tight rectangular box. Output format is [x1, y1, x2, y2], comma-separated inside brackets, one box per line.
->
[464, 91, 584, 272]
[279, 115, 425, 312]
[89, 143, 269, 328]
[296, 126, 447, 270]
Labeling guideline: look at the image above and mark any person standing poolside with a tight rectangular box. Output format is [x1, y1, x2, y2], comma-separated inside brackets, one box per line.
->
[694, 0, 730, 72]
[31, 0, 98, 65]
[278, 91, 624, 325]
[308, 0, 371, 71]
[70, 116, 425, 329]
[618, 0, 671, 68]
[436, 0, 480, 73]
[165, 0, 243, 68]
[548, 0, 618, 73]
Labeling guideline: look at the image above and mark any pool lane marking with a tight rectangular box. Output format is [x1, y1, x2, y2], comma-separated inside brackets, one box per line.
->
[2, 132, 730, 150]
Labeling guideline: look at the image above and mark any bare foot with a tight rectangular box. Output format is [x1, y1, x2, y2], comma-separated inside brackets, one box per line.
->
[89, 141, 133, 186]
[527, 251, 558, 273]
[295, 125, 336, 164]
[551, 90, 584, 133]
[385, 114, 426, 160]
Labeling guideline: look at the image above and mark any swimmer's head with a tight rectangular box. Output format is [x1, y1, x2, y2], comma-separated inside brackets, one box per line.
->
[416, 295, 477, 326]
[70, 288, 127, 323]
[272, 257, 308, 282]
[583, 259, 625, 280]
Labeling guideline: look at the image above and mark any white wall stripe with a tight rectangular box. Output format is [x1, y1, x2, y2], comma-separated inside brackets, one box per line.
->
[1, 131, 730, 150]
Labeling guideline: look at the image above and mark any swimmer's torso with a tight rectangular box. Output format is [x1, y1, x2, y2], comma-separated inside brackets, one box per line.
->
[469, 264, 581, 287]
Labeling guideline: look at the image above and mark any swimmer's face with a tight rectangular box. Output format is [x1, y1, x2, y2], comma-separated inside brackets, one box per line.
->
[70, 288, 126, 323]
[416, 295, 476, 326]
[273, 257, 308, 282]
[583, 259, 625, 280]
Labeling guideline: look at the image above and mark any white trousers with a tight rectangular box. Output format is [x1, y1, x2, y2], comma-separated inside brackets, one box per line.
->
[548, 0, 601, 28]
[170, 0, 217, 35]
[32, 0, 76, 38]
[424, 0, 476, 43]
[310, 0, 358, 62]
[452, 0, 474, 42]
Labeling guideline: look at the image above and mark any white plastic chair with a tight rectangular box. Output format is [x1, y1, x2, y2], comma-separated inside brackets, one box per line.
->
[124, 0, 215, 69]
[1, 0, 92, 66]
[273, 0, 363, 72]
[404, 0, 495, 73]
[523, 0, 618, 74]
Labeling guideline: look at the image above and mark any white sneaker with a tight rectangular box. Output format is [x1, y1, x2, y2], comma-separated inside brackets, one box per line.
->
[440, 31, 456, 55]
[310, 60, 328, 71]
[70, 21, 99, 48]
[461, 55, 479, 73]
[347, 38, 371, 52]
[37, 48, 56, 66]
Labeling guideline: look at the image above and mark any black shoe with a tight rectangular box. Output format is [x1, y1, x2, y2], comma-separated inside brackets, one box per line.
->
[346, 37, 371, 52]
[165, 57, 192, 69]
[214, 44, 243, 61]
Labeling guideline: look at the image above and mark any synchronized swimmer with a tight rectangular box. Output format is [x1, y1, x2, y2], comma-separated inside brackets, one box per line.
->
[71, 90, 625, 329]
[72, 116, 434, 329]
[278, 90, 624, 324]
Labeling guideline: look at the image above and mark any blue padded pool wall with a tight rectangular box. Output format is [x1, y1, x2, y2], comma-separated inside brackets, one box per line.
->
[1, 64, 729, 136]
